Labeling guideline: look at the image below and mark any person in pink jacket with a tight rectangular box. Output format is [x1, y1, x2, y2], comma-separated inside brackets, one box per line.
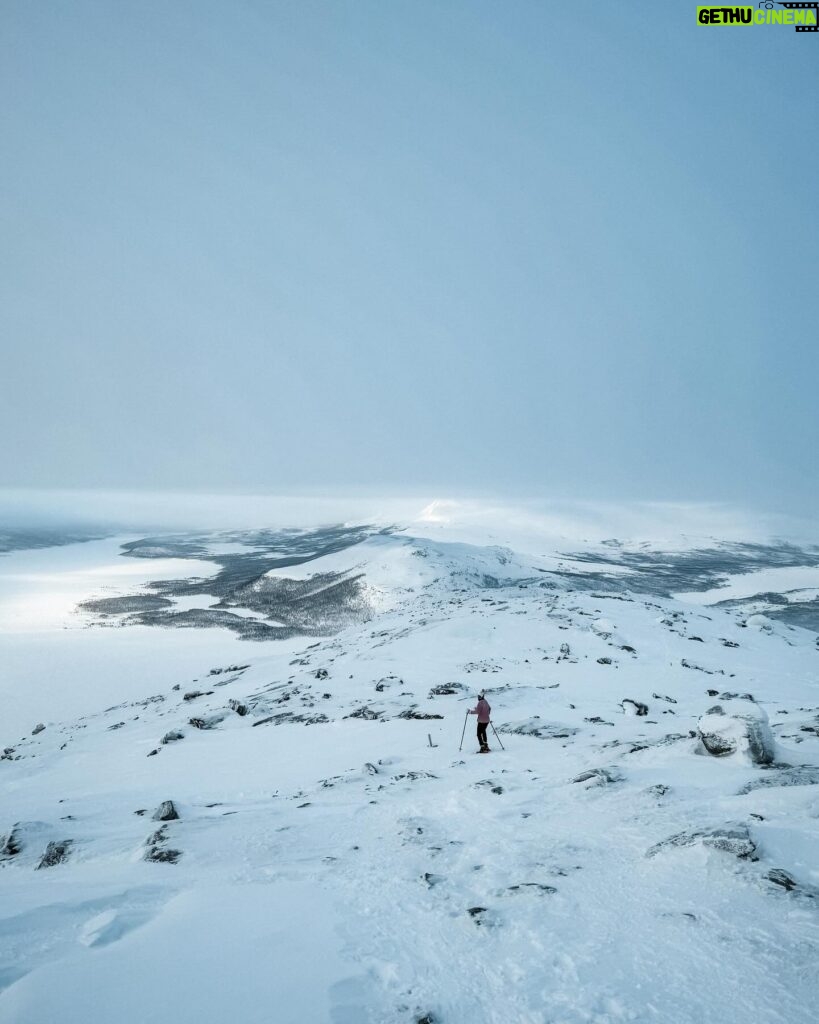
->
[468, 693, 492, 752]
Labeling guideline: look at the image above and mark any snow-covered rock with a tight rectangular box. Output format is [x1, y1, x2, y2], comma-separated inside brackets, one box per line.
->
[647, 824, 757, 860]
[697, 700, 775, 764]
[498, 717, 578, 739]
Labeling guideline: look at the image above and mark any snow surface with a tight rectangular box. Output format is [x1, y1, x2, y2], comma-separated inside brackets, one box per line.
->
[676, 566, 819, 606]
[1, 521, 819, 1023]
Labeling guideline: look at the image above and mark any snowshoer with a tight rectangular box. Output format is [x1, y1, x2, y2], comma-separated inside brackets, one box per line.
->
[468, 693, 491, 752]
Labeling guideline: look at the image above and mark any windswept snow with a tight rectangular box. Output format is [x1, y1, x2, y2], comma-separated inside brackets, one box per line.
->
[1, 520, 818, 1023]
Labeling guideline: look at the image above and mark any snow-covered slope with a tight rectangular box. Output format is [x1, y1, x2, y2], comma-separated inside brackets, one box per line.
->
[2, 523, 819, 1023]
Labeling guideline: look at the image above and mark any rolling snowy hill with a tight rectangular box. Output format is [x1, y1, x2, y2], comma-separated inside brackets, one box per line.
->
[1, 509, 818, 1023]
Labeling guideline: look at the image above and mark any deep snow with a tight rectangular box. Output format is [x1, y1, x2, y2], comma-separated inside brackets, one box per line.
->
[1, 515, 818, 1023]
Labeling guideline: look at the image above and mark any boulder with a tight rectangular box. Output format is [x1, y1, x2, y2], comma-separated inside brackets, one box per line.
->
[152, 800, 179, 822]
[697, 701, 775, 765]
[32, 723, 45, 735]
[621, 699, 648, 717]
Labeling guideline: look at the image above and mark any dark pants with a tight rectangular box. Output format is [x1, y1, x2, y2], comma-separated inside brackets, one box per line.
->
[477, 722, 488, 748]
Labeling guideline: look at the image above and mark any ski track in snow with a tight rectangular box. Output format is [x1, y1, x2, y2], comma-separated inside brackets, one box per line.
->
[1, 529, 819, 1023]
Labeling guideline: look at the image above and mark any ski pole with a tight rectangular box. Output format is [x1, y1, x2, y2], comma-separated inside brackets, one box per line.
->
[490, 720, 505, 751]
[459, 711, 469, 751]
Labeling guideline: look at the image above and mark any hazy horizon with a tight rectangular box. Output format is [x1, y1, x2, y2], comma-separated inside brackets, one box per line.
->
[0, 487, 816, 550]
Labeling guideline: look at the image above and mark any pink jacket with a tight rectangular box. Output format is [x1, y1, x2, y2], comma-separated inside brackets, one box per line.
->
[469, 698, 491, 724]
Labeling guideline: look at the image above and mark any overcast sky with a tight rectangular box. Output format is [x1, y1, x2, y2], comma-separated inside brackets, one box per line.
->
[1, 2, 816, 511]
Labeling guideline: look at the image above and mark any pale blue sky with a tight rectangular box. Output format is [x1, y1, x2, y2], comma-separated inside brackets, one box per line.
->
[1, 2, 816, 510]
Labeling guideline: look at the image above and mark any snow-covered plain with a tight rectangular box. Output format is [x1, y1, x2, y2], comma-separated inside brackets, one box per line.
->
[1, 510, 819, 1023]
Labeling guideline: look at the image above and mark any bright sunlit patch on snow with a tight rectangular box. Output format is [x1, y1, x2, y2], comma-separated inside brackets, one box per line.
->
[0, 538, 218, 633]
[675, 566, 819, 605]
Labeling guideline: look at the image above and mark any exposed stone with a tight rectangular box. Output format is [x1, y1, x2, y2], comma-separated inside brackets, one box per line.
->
[0, 826, 22, 858]
[428, 683, 464, 697]
[32, 723, 45, 735]
[228, 699, 249, 716]
[161, 730, 185, 744]
[621, 699, 648, 716]
[397, 708, 443, 720]
[682, 659, 724, 675]
[144, 823, 182, 863]
[505, 883, 557, 895]
[251, 711, 328, 727]
[152, 800, 179, 822]
[37, 839, 73, 869]
[145, 845, 181, 864]
[393, 771, 438, 783]
[345, 706, 384, 721]
[767, 868, 798, 891]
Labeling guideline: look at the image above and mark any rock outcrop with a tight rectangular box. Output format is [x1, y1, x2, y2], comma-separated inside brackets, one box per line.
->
[37, 839, 73, 869]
